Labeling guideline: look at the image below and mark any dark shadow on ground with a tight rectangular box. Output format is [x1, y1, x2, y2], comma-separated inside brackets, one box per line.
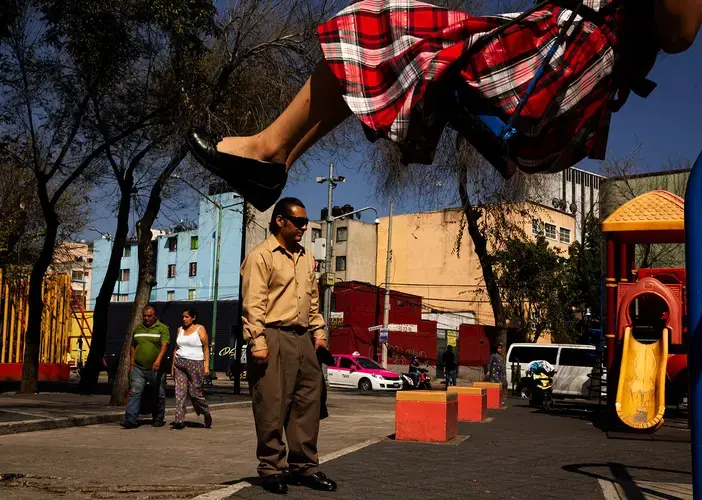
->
[563, 462, 691, 500]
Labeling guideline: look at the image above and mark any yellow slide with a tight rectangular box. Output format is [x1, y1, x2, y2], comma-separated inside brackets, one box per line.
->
[615, 327, 668, 431]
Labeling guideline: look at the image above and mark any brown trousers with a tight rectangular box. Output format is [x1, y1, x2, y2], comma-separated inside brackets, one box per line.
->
[248, 328, 323, 477]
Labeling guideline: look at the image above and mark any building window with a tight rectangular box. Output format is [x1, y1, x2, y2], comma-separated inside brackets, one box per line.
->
[189, 262, 197, 277]
[119, 268, 130, 282]
[167, 264, 176, 278]
[190, 236, 199, 250]
[559, 228, 571, 244]
[544, 223, 557, 240]
[335, 256, 347, 272]
[167, 290, 175, 301]
[124, 245, 131, 257]
[311, 228, 322, 242]
[167, 237, 177, 252]
[336, 227, 348, 242]
[532, 219, 543, 236]
[188, 289, 196, 300]
[111, 293, 128, 302]
[71, 270, 83, 281]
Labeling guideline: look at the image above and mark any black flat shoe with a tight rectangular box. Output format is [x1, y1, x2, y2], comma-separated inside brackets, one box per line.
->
[261, 475, 288, 495]
[186, 128, 287, 212]
[289, 471, 337, 492]
[171, 422, 185, 430]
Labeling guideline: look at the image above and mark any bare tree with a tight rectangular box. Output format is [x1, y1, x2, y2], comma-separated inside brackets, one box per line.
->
[601, 147, 690, 269]
[108, 0, 349, 405]
[0, 0, 161, 392]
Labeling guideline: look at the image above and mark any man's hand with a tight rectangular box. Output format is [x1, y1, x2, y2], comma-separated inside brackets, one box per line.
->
[152, 360, 161, 371]
[314, 339, 327, 351]
[251, 348, 269, 364]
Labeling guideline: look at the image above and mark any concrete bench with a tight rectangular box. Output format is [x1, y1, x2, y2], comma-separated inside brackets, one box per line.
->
[395, 391, 458, 443]
[448, 386, 487, 422]
[472, 381, 503, 409]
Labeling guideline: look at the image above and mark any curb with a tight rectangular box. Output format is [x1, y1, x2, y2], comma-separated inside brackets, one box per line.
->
[0, 401, 251, 436]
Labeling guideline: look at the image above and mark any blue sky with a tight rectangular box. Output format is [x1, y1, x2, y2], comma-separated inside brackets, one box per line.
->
[80, 22, 702, 240]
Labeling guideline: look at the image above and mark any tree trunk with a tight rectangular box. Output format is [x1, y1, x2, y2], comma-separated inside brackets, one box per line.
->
[457, 167, 508, 350]
[20, 183, 58, 393]
[80, 179, 133, 392]
[109, 149, 185, 406]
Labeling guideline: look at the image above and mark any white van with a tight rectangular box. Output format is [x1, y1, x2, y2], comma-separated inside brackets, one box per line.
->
[506, 343, 597, 398]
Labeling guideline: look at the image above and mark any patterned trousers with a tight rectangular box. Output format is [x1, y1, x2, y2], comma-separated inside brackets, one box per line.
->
[174, 357, 210, 424]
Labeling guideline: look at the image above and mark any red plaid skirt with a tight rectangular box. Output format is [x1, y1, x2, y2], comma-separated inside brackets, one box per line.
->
[318, 0, 657, 173]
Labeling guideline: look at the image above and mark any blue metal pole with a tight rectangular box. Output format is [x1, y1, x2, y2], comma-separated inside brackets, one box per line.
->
[685, 150, 702, 499]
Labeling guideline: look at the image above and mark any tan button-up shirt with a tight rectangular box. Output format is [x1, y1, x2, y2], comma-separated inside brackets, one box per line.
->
[241, 235, 326, 352]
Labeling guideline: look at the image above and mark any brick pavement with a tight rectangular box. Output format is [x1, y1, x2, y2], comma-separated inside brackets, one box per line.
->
[228, 398, 691, 500]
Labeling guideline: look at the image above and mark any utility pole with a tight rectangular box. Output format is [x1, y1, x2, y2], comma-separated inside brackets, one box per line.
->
[172, 175, 243, 383]
[233, 203, 248, 395]
[209, 204, 223, 381]
[316, 164, 346, 338]
[382, 202, 393, 369]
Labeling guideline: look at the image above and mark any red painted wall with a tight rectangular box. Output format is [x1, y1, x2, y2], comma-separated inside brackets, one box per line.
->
[458, 324, 491, 366]
[329, 282, 489, 366]
[0, 363, 71, 382]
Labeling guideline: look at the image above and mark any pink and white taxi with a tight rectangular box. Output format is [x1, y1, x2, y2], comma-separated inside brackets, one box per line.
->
[326, 354, 402, 392]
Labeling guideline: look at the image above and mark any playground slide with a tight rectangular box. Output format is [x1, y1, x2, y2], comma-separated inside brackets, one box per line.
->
[615, 327, 669, 431]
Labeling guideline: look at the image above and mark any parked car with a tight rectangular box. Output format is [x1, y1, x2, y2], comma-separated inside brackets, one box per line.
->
[506, 343, 597, 398]
[327, 354, 403, 392]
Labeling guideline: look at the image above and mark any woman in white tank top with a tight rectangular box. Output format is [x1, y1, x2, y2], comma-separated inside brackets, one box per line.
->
[171, 308, 211, 430]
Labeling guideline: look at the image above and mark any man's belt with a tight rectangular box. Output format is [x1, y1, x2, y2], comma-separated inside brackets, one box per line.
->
[276, 325, 308, 334]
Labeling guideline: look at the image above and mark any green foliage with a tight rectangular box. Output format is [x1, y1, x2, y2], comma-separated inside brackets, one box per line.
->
[493, 214, 603, 343]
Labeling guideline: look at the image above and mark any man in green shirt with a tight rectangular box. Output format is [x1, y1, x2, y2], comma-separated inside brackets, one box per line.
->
[121, 305, 170, 428]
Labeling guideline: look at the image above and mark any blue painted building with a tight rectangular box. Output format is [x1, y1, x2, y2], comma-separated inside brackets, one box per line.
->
[89, 190, 245, 308]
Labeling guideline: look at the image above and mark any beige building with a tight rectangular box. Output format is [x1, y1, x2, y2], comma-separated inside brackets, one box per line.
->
[52, 241, 93, 309]
[303, 219, 378, 284]
[375, 203, 576, 327]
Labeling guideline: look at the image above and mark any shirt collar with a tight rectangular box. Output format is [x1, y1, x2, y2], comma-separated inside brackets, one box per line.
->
[266, 234, 305, 257]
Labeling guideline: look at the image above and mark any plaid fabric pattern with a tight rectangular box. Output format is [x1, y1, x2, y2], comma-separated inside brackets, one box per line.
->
[318, 0, 648, 172]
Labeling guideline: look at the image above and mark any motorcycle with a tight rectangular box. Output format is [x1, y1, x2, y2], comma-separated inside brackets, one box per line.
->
[523, 360, 556, 411]
[400, 367, 432, 390]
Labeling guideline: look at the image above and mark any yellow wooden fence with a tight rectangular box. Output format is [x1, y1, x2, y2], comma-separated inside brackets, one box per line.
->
[0, 268, 72, 364]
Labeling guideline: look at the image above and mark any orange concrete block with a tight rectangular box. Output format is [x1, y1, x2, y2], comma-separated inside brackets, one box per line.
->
[448, 387, 487, 422]
[395, 391, 458, 443]
[473, 382, 502, 409]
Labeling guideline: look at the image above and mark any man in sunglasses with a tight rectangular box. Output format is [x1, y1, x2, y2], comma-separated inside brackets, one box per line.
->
[240, 197, 337, 495]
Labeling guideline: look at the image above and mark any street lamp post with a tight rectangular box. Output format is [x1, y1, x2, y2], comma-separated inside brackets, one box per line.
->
[316, 164, 346, 336]
[382, 202, 393, 369]
[172, 175, 243, 381]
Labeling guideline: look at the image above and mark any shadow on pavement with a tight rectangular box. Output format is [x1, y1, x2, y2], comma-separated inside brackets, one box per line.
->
[563, 462, 692, 500]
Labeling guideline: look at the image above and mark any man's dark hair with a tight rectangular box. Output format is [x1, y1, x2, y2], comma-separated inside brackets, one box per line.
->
[143, 304, 157, 315]
[269, 197, 306, 235]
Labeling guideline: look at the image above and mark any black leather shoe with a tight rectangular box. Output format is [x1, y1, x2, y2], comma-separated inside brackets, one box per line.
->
[171, 422, 185, 430]
[186, 128, 287, 212]
[120, 420, 138, 429]
[289, 471, 337, 492]
[261, 475, 288, 494]
[152, 419, 165, 428]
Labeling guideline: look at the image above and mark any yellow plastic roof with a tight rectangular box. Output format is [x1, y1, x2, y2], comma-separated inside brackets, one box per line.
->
[602, 190, 684, 233]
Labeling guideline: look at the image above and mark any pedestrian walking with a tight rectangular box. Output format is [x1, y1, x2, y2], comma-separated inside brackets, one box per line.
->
[171, 308, 212, 430]
[187, 0, 701, 212]
[241, 197, 337, 495]
[442, 345, 458, 388]
[487, 344, 507, 385]
[121, 305, 169, 429]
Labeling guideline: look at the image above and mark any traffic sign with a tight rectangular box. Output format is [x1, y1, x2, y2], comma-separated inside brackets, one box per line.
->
[379, 328, 389, 343]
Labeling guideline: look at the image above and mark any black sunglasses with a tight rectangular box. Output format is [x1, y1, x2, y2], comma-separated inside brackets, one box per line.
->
[282, 214, 309, 228]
